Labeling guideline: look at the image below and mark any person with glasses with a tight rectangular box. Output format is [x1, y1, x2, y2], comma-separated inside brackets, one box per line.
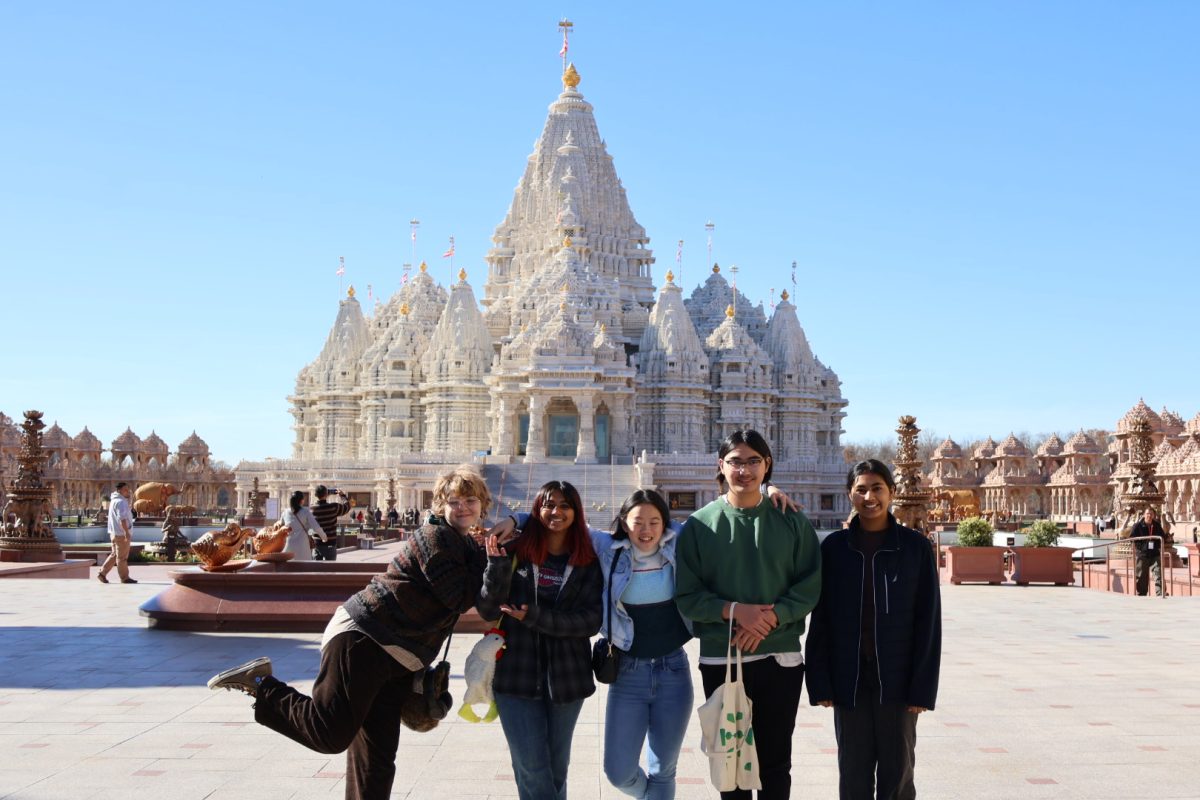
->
[207, 466, 495, 800]
[675, 429, 822, 800]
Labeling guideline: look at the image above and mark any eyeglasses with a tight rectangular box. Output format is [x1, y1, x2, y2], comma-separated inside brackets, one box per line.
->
[723, 457, 764, 471]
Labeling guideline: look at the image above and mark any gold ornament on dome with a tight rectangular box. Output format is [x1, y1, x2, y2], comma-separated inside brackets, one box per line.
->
[563, 62, 581, 89]
[563, 236, 573, 248]
[665, 270, 675, 284]
[458, 267, 467, 281]
[419, 261, 428, 273]
[780, 289, 789, 301]
[347, 285, 356, 298]
[400, 301, 410, 316]
[712, 263, 720, 274]
[725, 304, 735, 318]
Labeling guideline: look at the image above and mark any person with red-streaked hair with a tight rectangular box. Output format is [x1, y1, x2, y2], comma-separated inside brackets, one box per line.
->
[477, 480, 602, 800]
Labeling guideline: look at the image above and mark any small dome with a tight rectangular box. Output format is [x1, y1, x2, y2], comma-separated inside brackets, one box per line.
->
[141, 431, 169, 454]
[995, 433, 1029, 457]
[177, 431, 209, 455]
[1035, 434, 1064, 457]
[111, 427, 142, 451]
[972, 436, 998, 459]
[1063, 429, 1101, 454]
[73, 427, 102, 451]
[1117, 399, 1162, 433]
[932, 437, 962, 459]
[42, 422, 71, 449]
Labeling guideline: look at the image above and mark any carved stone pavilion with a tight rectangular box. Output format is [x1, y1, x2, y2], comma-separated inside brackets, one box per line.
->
[237, 62, 850, 526]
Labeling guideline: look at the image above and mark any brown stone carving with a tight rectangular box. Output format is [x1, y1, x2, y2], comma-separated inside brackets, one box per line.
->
[892, 415, 934, 536]
[191, 523, 255, 569]
[133, 482, 179, 517]
[252, 520, 289, 555]
[0, 410, 64, 562]
[158, 506, 192, 562]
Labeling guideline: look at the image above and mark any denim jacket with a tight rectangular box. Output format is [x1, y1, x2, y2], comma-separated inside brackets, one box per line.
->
[590, 522, 690, 652]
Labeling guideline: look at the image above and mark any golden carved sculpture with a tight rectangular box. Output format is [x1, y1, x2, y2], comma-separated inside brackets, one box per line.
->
[191, 523, 255, 569]
[133, 482, 179, 516]
[563, 62, 581, 89]
[252, 520, 290, 555]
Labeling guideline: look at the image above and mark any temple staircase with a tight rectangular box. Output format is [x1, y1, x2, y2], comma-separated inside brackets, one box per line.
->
[480, 462, 643, 530]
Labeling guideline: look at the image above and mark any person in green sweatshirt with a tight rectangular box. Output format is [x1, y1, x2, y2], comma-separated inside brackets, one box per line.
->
[675, 429, 822, 800]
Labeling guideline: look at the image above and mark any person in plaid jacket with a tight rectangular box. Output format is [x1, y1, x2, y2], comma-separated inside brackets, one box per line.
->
[478, 480, 602, 800]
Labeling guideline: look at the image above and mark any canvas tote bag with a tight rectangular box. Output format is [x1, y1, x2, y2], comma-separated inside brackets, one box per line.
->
[696, 603, 762, 791]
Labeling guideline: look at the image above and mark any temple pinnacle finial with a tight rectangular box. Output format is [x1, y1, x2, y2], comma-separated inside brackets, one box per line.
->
[346, 285, 355, 298]
[780, 289, 789, 301]
[399, 301, 410, 316]
[563, 62, 581, 90]
[419, 261, 428, 273]
[712, 263, 720, 274]
[725, 304, 735, 318]
[665, 269, 675, 284]
[563, 235, 573, 248]
[458, 267, 467, 281]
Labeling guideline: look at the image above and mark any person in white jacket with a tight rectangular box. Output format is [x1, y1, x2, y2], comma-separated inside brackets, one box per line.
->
[282, 491, 326, 560]
[98, 482, 136, 584]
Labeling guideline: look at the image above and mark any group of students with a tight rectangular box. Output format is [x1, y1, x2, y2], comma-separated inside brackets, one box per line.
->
[209, 429, 942, 800]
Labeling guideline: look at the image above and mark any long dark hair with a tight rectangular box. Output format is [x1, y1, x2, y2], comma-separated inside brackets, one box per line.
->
[289, 490, 304, 513]
[513, 481, 596, 567]
[715, 429, 775, 487]
[611, 489, 671, 540]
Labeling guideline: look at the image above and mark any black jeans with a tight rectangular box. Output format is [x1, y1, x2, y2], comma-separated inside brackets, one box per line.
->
[832, 659, 918, 800]
[254, 631, 414, 800]
[699, 657, 805, 800]
[1135, 553, 1164, 596]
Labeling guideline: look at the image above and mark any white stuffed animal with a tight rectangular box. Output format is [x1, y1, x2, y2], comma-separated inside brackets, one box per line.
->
[458, 628, 506, 723]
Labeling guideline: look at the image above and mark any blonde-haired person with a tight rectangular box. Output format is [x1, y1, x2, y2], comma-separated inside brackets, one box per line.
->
[208, 465, 495, 800]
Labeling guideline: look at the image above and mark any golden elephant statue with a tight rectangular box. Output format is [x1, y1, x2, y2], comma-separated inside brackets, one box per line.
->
[133, 482, 179, 516]
[190, 523, 254, 568]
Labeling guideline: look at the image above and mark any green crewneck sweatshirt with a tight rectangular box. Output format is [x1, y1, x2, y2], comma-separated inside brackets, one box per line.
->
[675, 497, 822, 658]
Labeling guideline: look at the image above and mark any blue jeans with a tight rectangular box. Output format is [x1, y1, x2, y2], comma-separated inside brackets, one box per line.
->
[604, 648, 694, 800]
[495, 691, 585, 800]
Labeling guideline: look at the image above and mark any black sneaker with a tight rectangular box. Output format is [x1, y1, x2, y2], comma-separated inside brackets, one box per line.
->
[96, 574, 109, 584]
[121, 578, 138, 584]
[207, 657, 272, 696]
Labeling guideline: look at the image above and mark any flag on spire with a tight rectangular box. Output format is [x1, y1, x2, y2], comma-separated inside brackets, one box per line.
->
[559, 31, 568, 57]
[336, 256, 345, 277]
[442, 236, 455, 258]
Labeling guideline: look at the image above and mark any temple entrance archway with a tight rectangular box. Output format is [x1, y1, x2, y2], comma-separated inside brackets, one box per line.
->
[546, 398, 580, 458]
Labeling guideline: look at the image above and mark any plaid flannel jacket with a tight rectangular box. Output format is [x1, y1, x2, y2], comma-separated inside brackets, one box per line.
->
[476, 553, 603, 702]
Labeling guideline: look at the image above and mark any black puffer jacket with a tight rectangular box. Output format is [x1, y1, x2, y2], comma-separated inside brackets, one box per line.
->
[476, 553, 602, 703]
[805, 515, 941, 710]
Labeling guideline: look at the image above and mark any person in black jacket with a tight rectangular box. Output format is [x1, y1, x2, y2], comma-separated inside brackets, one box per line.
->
[1130, 507, 1167, 597]
[806, 460, 942, 800]
[477, 480, 602, 800]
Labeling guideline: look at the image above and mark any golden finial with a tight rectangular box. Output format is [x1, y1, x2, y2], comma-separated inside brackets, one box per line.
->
[560, 301, 568, 312]
[563, 236, 573, 248]
[712, 263, 720, 274]
[780, 289, 789, 301]
[419, 261, 428, 273]
[563, 62, 581, 90]
[665, 269, 675, 284]
[560, 283, 569, 293]
[458, 267, 467, 281]
[725, 304, 735, 318]
[520, 323, 527, 333]
[347, 285, 356, 298]
[600, 322, 607, 332]
[400, 301, 410, 316]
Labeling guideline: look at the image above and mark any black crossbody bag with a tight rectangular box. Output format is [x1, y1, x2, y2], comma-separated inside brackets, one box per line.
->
[591, 550, 624, 684]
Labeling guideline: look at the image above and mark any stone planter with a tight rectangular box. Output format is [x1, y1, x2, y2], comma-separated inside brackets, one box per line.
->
[946, 546, 1007, 585]
[1010, 546, 1075, 586]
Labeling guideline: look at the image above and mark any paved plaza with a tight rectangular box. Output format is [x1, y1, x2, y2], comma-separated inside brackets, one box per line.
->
[3, 545, 1200, 799]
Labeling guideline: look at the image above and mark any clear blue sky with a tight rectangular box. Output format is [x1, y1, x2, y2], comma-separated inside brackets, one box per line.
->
[2, 2, 1196, 464]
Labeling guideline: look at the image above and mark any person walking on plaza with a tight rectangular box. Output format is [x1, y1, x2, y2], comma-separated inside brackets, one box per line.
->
[98, 482, 136, 584]
[1131, 507, 1167, 597]
[805, 459, 942, 800]
[310, 485, 349, 560]
[675, 429, 822, 800]
[477, 480, 602, 800]
[207, 466, 494, 800]
[281, 490, 326, 561]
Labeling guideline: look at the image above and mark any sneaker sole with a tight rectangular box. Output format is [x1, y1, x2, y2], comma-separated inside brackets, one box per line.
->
[207, 657, 271, 690]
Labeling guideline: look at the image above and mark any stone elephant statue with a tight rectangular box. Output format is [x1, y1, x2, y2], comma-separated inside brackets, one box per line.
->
[133, 482, 179, 516]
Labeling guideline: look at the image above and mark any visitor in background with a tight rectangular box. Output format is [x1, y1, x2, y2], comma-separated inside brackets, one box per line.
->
[806, 459, 942, 800]
[281, 490, 325, 561]
[675, 429, 822, 800]
[388, 507, 399, 528]
[208, 466, 494, 800]
[98, 481, 136, 584]
[477, 480, 602, 800]
[310, 485, 349, 561]
[1131, 507, 1166, 597]
[374, 507, 383, 527]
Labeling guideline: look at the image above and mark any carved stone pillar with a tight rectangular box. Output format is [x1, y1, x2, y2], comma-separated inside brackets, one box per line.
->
[611, 397, 630, 458]
[494, 397, 515, 456]
[576, 396, 597, 464]
[524, 395, 547, 463]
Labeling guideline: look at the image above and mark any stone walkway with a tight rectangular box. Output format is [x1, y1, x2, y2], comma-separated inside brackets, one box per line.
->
[1, 551, 1199, 798]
